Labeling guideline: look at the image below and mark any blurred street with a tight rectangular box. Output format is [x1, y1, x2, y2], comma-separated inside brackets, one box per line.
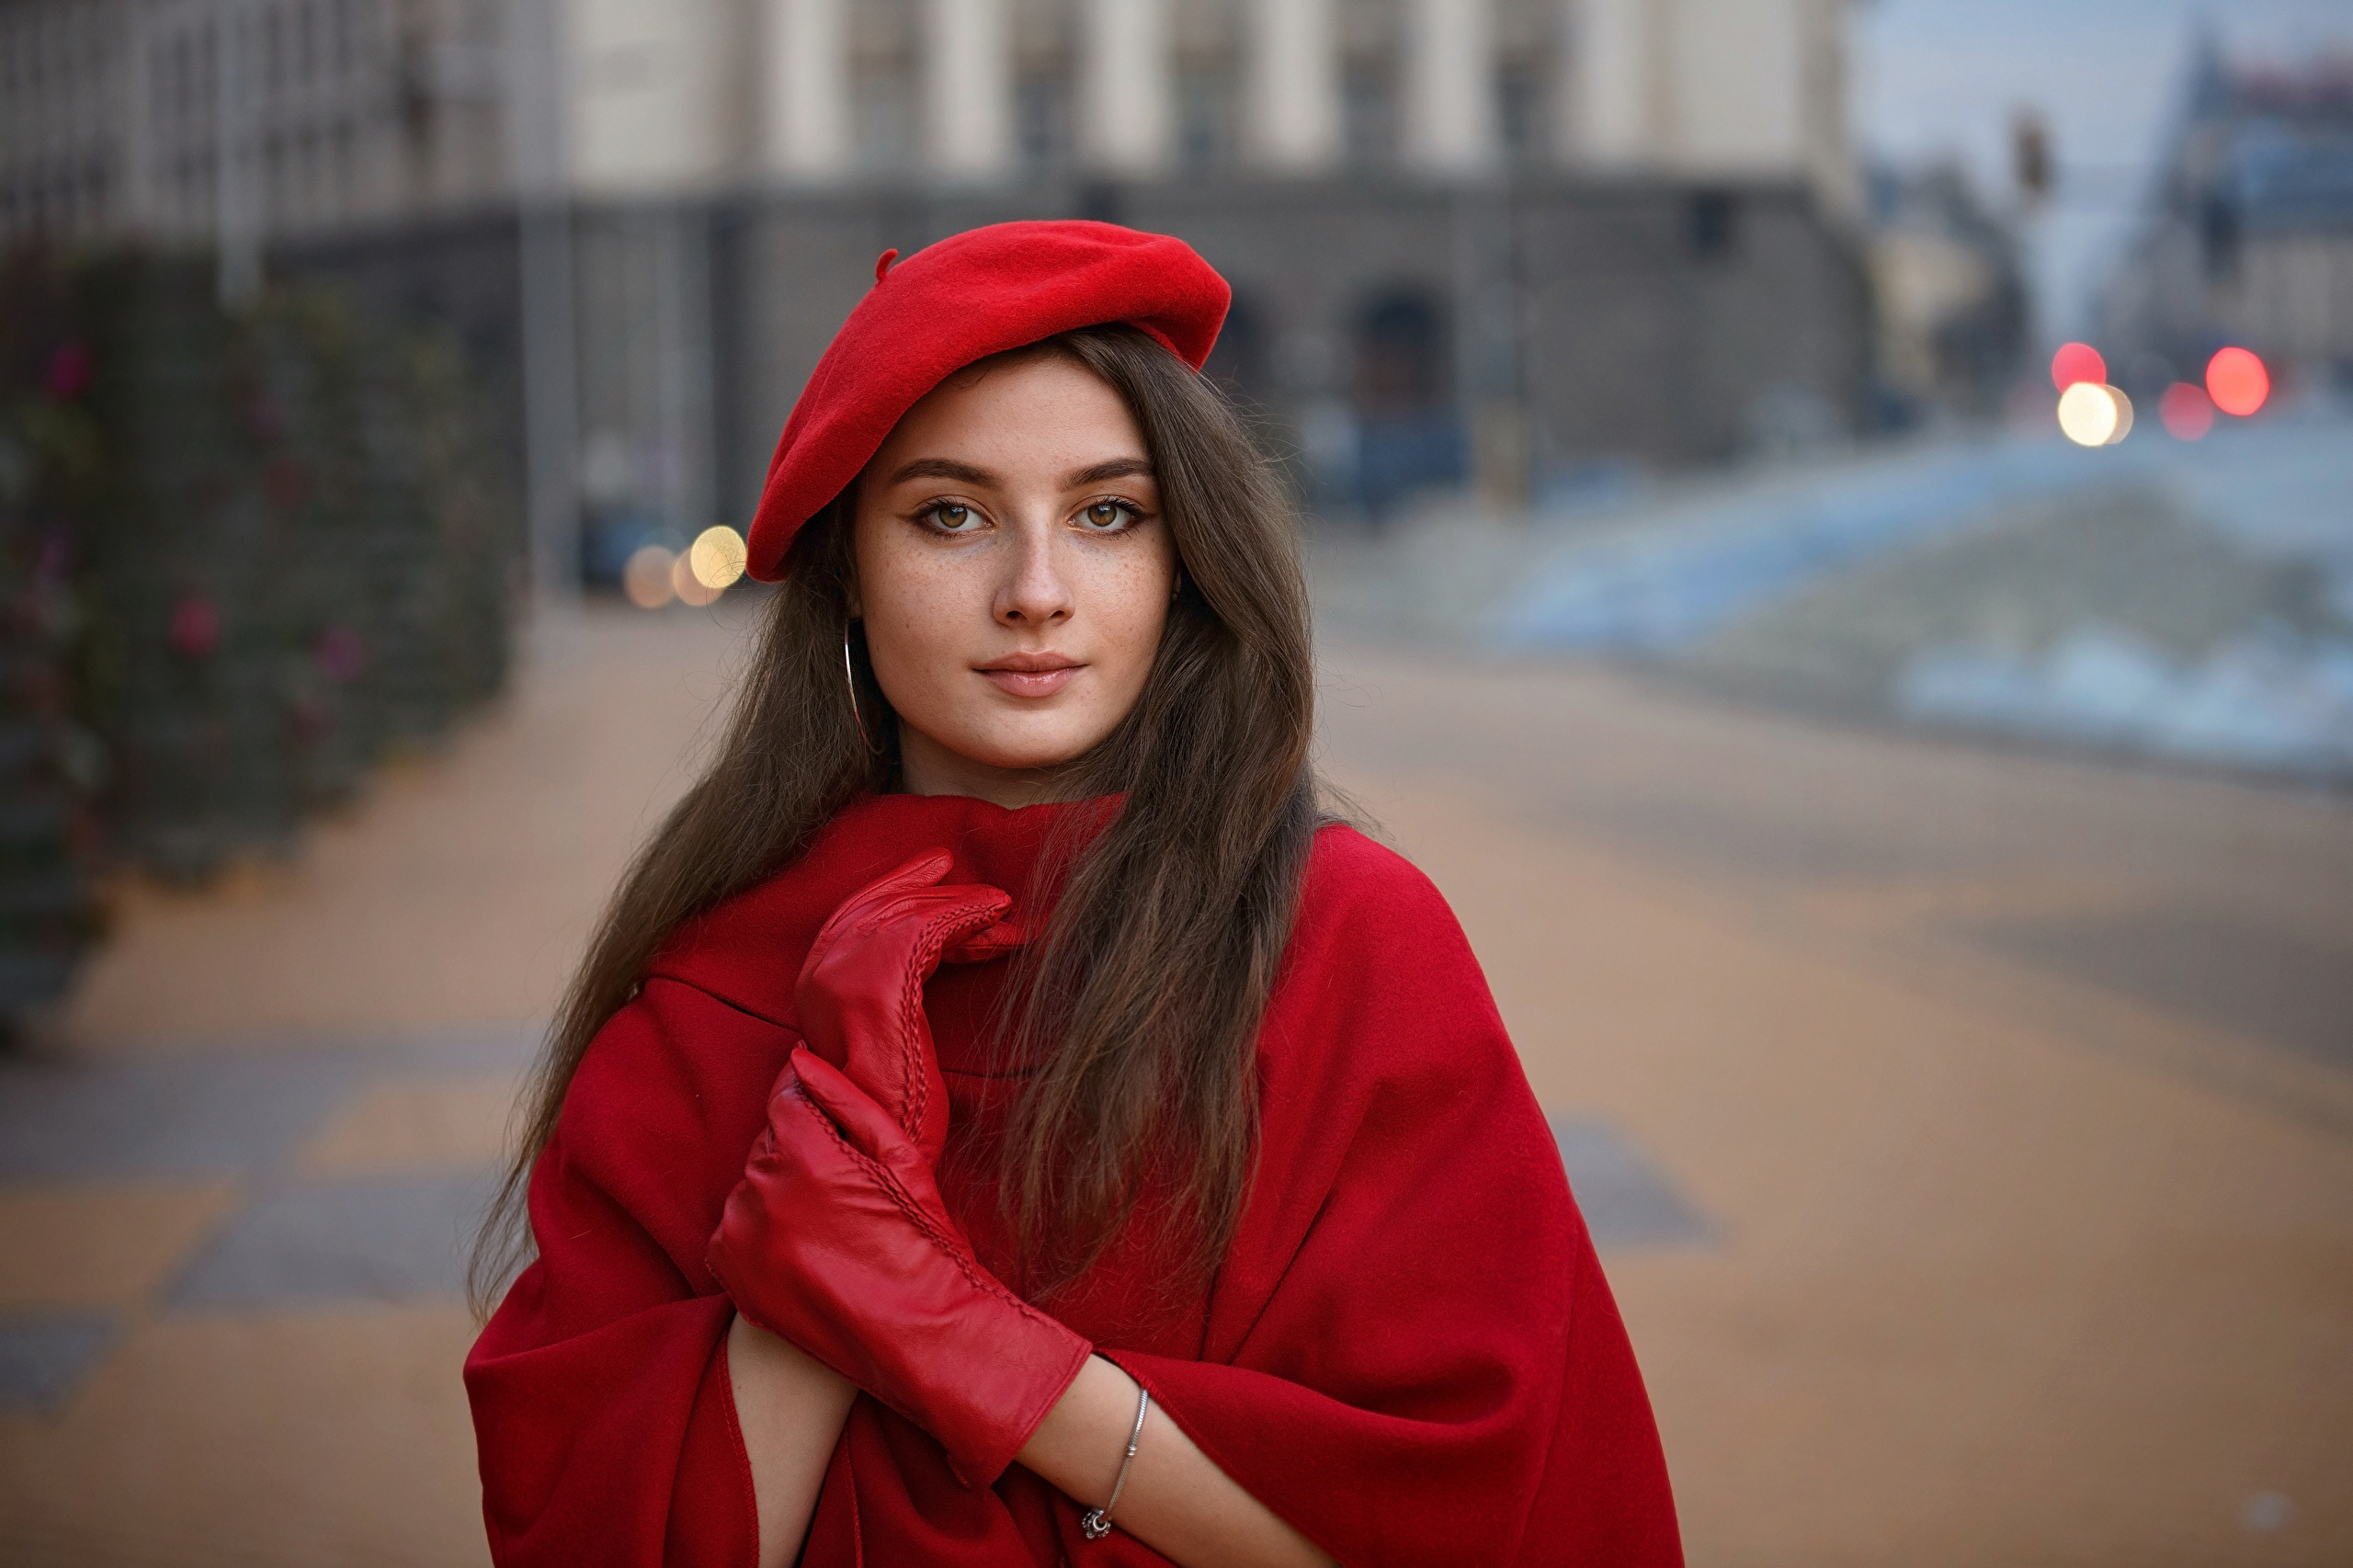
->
[2, 595, 2347, 1566]
[6, 0, 2351, 1560]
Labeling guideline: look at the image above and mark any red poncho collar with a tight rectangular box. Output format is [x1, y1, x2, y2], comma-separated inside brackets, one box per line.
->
[652, 790, 1115, 1055]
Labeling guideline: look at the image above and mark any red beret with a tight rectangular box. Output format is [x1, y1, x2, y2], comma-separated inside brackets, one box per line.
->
[743, 220, 1230, 581]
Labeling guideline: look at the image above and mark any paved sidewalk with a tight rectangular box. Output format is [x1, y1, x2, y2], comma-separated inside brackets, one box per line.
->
[1, 601, 2347, 1565]
[2, 605, 752, 1566]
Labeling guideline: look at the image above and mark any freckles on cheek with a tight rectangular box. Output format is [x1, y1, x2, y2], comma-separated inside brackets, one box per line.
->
[1109, 563, 1176, 665]
[867, 562, 974, 697]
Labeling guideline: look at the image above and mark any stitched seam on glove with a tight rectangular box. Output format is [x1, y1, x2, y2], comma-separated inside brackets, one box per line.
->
[896, 895, 1001, 1148]
[896, 911, 946, 1146]
[798, 1087, 1069, 1335]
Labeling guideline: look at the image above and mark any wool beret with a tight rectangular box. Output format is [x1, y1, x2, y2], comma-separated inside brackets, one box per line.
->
[743, 220, 1231, 581]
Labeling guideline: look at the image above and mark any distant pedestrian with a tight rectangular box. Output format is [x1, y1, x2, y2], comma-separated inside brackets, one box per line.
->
[464, 221, 1681, 1567]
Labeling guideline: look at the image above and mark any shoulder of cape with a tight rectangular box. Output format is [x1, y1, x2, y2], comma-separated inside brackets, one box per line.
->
[1296, 821, 1466, 947]
[640, 865, 819, 1031]
[1267, 821, 1518, 1097]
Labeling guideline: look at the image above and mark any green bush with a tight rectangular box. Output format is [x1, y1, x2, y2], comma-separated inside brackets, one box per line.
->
[0, 247, 521, 1022]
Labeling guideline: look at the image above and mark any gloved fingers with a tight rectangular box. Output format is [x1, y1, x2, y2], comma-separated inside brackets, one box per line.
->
[801, 851, 956, 970]
[854, 881, 1009, 953]
[790, 1047, 933, 1178]
[763, 1049, 978, 1254]
[941, 910, 1026, 964]
[801, 878, 1011, 991]
[902, 885, 1015, 975]
[813, 883, 1003, 1153]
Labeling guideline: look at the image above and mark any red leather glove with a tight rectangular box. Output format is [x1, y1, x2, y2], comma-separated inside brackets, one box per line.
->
[710, 852, 1087, 1488]
[710, 1045, 1094, 1488]
[789, 850, 1017, 1165]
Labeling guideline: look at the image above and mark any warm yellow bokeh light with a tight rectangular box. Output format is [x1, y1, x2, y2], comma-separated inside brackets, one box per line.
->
[2100, 385, 2133, 445]
[2057, 381, 2121, 448]
[623, 545, 677, 608]
[672, 551, 723, 607]
[689, 525, 748, 590]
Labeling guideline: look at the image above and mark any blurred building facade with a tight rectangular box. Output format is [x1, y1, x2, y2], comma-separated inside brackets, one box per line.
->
[1862, 162, 2026, 420]
[2100, 41, 2353, 394]
[0, 0, 512, 243]
[4, 0, 1871, 554]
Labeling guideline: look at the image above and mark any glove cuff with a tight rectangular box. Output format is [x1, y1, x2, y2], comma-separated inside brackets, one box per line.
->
[930, 1316, 1095, 1489]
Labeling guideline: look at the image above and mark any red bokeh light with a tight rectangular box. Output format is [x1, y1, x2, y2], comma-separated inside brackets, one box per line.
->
[2205, 347, 2269, 416]
[2050, 342, 2107, 391]
[2158, 382, 2214, 441]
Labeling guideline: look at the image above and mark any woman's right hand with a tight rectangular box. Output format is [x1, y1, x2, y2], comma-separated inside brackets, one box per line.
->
[709, 1046, 1095, 1491]
[790, 851, 1014, 1165]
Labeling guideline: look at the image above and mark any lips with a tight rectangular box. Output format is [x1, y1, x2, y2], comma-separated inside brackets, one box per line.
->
[975, 653, 1084, 699]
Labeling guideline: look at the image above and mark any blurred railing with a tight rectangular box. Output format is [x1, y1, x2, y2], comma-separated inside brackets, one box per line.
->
[0, 248, 522, 1030]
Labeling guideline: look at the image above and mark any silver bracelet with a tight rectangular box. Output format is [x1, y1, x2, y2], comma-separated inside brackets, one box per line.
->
[1079, 1383, 1151, 1541]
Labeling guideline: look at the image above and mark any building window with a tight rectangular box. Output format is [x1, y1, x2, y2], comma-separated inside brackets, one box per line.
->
[1348, 288, 1467, 514]
[1016, 71, 1072, 175]
[1203, 291, 1268, 401]
[2200, 194, 2240, 281]
[332, 120, 356, 216]
[852, 63, 916, 173]
[1174, 63, 1233, 172]
[1688, 189, 1739, 260]
[1342, 64, 1396, 170]
[1496, 65, 1546, 165]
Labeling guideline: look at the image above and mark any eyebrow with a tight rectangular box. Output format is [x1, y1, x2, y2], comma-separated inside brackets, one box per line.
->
[881, 455, 1156, 490]
[884, 458, 996, 487]
[1064, 458, 1154, 486]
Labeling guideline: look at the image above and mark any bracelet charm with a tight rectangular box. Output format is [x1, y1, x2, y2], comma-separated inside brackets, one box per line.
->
[1080, 1385, 1151, 1541]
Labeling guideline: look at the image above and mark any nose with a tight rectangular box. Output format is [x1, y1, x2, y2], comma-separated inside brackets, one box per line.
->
[994, 518, 1074, 629]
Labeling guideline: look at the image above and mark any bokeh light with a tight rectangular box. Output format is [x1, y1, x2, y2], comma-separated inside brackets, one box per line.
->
[2050, 342, 2107, 391]
[672, 551, 723, 608]
[689, 525, 748, 590]
[2205, 347, 2269, 416]
[2101, 386, 2133, 444]
[623, 545, 677, 608]
[2159, 382, 2214, 441]
[2056, 381, 2122, 447]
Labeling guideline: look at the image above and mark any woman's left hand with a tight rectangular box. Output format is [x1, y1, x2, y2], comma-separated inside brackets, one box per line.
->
[707, 1045, 1094, 1491]
[792, 851, 1015, 1165]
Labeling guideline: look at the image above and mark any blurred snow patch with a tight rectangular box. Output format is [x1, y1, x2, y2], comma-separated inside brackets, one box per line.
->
[1899, 627, 2353, 778]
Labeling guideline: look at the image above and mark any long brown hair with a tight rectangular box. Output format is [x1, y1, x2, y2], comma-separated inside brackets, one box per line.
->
[470, 324, 1322, 1312]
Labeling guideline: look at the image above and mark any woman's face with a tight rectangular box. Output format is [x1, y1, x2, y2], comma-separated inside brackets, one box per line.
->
[852, 352, 1176, 806]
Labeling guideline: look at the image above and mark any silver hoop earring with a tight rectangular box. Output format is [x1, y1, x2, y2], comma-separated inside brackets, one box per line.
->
[843, 624, 885, 756]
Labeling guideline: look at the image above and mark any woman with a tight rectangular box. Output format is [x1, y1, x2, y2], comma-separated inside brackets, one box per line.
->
[466, 221, 1682, 1567]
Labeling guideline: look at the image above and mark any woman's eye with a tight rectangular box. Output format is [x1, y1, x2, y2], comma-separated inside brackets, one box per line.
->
[1079, 500, 1138, 531]
[922, 503, 982, 532]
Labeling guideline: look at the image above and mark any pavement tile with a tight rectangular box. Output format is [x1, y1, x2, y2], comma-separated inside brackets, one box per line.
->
[0, 1312, 117, 1412]
[168, 1171, 499, 1310]
[0, 1056, 367, 1180]
[0, 1307, 490, 1568]
[298, 1077, 521, 1175]
[0, 1183, 239, 1308]
[1962, 907, 2353, 1074]
[1550, 1115, 1713, 1249]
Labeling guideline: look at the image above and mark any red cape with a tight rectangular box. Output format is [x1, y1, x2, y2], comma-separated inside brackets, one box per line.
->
[466, 792, 1683, 1565]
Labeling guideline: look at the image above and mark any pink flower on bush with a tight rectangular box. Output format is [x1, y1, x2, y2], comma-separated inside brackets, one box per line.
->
[168, 595, 220, 659]
[315, 625, 366, 683]
[44, 342, 92, 400]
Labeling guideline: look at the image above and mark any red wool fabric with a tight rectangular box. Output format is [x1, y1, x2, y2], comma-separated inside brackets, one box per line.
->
[465, 792, 1684, 1566]
[741, 220, 1231, 582]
